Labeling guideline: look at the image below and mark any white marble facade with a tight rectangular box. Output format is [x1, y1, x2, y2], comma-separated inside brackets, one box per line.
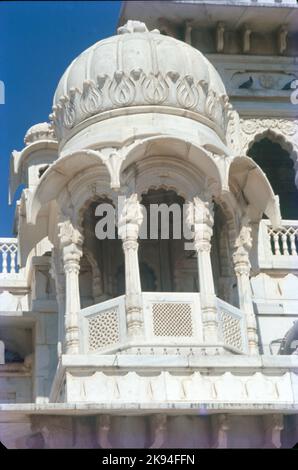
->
[1, 1, 298, 449]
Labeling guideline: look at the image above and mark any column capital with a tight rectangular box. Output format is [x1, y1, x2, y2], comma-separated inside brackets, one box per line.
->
[118, 193, 143, 241]
[186, 196, 214, 251]
[187, 196, 214, 227]
[58, 219, 83, 248]
[232, 219, 252, 273]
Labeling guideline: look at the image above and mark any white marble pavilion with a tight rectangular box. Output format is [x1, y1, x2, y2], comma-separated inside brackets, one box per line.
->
[0, 0, 298, 448]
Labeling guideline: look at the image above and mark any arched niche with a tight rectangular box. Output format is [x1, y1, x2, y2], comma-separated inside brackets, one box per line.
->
[138, 188, 198, 293]
[211, 202, 238, 306]
[248, 137, 298, 220]
[79, 196, 124, 304]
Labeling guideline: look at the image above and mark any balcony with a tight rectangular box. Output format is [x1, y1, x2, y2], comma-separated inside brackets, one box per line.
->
[79, 292, 248, 355]
[0, 238, 18, 277]
[0, 238, 27, 295]
[258, 220, 298, 270]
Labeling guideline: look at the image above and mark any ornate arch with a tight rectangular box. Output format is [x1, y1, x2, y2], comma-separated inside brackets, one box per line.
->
[240, 118, 298, 166]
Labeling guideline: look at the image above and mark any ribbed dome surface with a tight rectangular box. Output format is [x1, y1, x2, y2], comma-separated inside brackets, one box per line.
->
[51, 20, 229, 140]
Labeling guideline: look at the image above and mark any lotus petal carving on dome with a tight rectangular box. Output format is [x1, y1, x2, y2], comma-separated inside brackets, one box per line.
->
[205, 90, 222, 128]
[50, 68, 232, 141]
[109, 71, 136, 106]
[80, 80, 102, 116]
[176, 75, 199, 109]
[141, 72, 169, 104]
[50, 104, 63, 138]
[60, 89, 76, 129]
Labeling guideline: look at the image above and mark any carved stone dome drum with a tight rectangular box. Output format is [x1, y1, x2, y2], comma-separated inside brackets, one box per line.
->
[51, 20, 230, 141]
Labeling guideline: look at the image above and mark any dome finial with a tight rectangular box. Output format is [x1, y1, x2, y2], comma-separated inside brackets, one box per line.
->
[117, 20, 159, 35]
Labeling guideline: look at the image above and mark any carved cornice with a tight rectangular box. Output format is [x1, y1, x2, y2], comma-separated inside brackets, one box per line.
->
[50, 70, 231, 140]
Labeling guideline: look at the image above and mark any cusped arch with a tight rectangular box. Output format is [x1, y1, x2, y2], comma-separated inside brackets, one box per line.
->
[27, 150, 108, 224]
[246, 128, 298, 166]
[57, 169, 117, 230]
[228, 156, 281, 228]
[119, 135, 224, 201]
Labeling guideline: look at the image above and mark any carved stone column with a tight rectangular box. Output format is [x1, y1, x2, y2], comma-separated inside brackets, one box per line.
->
[187, 197, 218, 343]
[263, 414, 284, 448]
[118, 194, 144, 338]
[212, 414, 230, 448]
[150, 414, 167, 449]
[232, 218, 258, 355]
[50, 247, 66, 356]
[96, 415, 112, 449]
[58, 220, 83, 354]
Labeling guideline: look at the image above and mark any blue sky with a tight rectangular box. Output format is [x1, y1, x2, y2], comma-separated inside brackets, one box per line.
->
[0, 1, 121, 236]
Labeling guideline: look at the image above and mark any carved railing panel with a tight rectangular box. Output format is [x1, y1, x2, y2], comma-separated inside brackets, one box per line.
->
[79, 292, 248, 355]
[0, 238, 18, 274]
[258, 220, 298, 270]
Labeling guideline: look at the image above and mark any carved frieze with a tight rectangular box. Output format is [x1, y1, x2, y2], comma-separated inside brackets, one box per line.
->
[50, 69, 231, 140]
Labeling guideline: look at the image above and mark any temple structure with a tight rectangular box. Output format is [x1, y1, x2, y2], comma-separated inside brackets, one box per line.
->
[0, 0, 298, 448]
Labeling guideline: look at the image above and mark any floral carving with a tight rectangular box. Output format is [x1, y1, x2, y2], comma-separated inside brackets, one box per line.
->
[50, 70, 233, 140]
[109, 71, 135, 106]
[118, 193, 143, 230]
[205, 90, 222, 126]
[58, 220, 83, 247]
[176, 75, 199, 109]
[80, 80, 102, 115]
[141, 72, 169, 104]
[61, 89, 76, 129]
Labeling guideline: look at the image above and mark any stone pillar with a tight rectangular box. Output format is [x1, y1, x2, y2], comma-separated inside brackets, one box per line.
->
[96, 415, 112, 448]
[187, 197, 218, 343]
[232, 219, 258, 354]
[150, 414, 167, 448]
[212, 414, 230, 448]
[263, 414, 284, 448]
[50, 248, 66, 357]
[58, 220, 83, 354]
[118, 194, 144, 338]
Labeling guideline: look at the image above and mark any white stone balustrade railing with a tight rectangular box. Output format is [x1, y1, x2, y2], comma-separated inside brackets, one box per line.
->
[79, 292, 248, 355]
[0, 238, 18, 275]
[268, 223, 298, 256]
[258, 220, 298, 270]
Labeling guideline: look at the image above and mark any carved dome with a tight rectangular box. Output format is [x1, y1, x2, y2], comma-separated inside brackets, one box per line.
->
[24, 122, 56, 145]
[51, 20, 230, 141]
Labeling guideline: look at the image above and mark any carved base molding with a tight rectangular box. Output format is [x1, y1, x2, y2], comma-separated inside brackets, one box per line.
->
[48, 354, 298, 407]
